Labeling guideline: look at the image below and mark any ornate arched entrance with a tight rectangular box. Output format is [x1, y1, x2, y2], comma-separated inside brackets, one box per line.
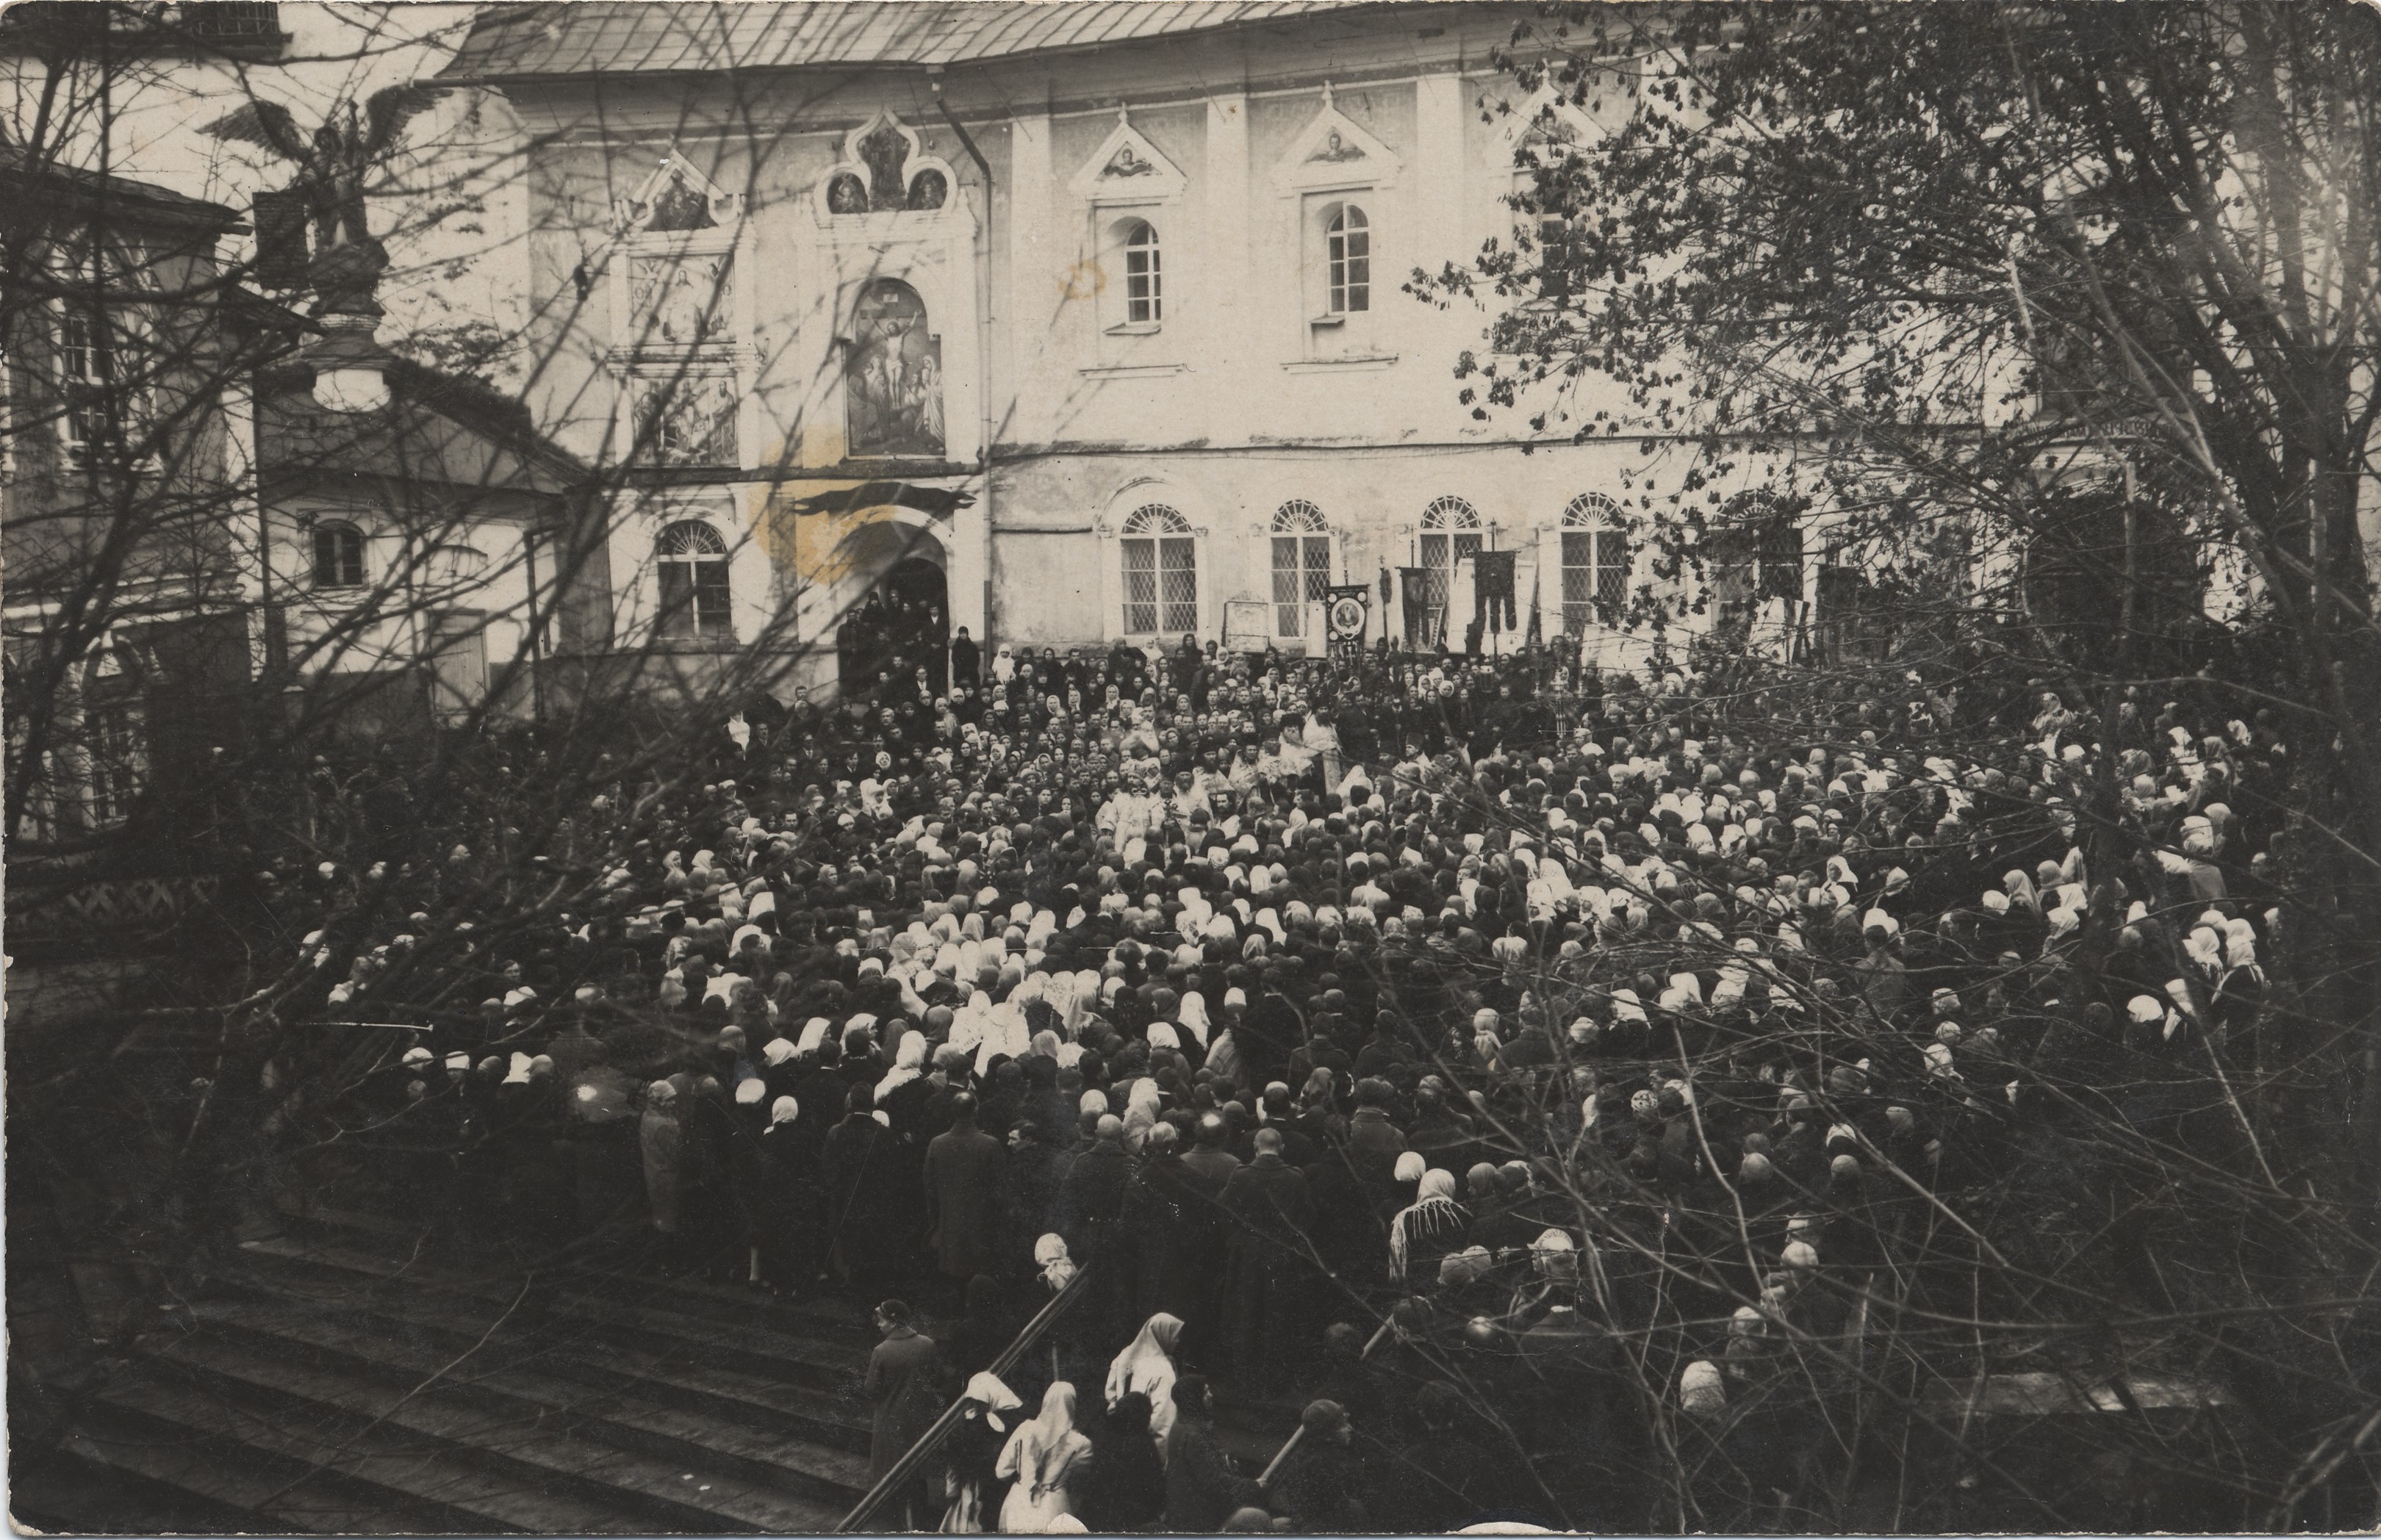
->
[831, 530, 949, 699]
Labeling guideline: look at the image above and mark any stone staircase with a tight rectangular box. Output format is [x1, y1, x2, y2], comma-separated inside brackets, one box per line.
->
[17, 1202, 1308, 1534]
[23, 1205, 880, 1534]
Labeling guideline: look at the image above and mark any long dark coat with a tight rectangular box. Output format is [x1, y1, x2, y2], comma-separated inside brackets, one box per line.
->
[863, 1327, 942, 1483]
[922, 1123, 1006, 1279]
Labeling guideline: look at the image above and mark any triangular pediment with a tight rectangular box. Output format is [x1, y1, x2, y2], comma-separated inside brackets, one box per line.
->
[1272, 82, 1401, 194]
[611, 148, 744, 236]
[1069, 107, 1188, 204]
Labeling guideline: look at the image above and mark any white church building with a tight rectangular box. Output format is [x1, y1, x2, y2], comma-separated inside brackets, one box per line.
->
[438, 0, 1831, 696]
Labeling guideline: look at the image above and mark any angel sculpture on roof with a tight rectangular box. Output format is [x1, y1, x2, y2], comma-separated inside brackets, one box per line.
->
[206, 86, 439, 309]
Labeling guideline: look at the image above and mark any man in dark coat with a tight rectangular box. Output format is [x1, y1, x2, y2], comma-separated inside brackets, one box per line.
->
[1267, 1399, 1368, 1530]
[922, 1092, 1005, 1300]
[949, 625, 980, 690]
[996, 1115, 1064, 1277]
[821, 1084, 905, 1293]
[1218, 1129, 1318, 1392]
[1238, 967, 1305, 1090]
[863, 1298, 942, 1528]
[1058, 1112, 1135, 1352]
[1164, 1375, 1260, 1532]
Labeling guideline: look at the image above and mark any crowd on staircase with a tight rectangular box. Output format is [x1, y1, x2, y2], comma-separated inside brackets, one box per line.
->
[304, 637, 2289, 1532]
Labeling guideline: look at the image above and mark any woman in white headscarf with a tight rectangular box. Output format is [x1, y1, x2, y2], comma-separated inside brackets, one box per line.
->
[945, 1370, 1025, 1533]
[877, 1029, 928, 1103]
[993, 644, 1016, 685]
[1389, 1167, 1470, 1283]
[1104, 1312, 1185, 1457]
[996, 1382, 1091, 1532]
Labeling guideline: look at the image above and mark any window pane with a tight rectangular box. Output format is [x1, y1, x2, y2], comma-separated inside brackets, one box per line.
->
[658, 561, 692, 633]
[1344, 227, 1370, 312]
[1273, 536, 1301, 634]
[1562, 530, 1592, 634]
[1759, 525, 1802, 600]
[697, 564, 733, 636]
[1122, 537, 1157, 633]
[1454, 533, 1482, 565]
[1159, 536, 1197, 634]
[1596, 530, 1629, 611]
[1303, 536, 1331, 603]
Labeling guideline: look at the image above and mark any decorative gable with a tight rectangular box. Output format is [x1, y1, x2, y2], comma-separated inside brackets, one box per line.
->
[1069, 107, 1188, 206]
[816, 109, 960, 218]
[611, 150, 744, 236]
[1271, 82, 1401, 195]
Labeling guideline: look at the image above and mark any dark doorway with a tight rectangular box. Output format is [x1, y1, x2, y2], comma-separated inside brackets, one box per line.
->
[836, 552, 949, 700]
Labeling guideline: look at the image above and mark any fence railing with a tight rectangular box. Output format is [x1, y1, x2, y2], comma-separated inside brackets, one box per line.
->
[834, 1264, 1094, 1533]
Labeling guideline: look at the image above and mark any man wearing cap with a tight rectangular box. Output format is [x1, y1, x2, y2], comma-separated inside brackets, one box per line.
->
[863, 1298, 942, 1526]
[1266, 1399, 1366, 1530]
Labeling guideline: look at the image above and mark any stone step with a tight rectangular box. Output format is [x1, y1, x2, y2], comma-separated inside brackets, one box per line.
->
[194, 1297, 875, 1504]
[270, 1197, 876, 1345]
[202, 1277, 875, 1455]
[12, 1434, 366, 1536]
[234, 1235, 867, 1389]
[73, 1371, 606, 1533]
[149, 1330, 850, 1533]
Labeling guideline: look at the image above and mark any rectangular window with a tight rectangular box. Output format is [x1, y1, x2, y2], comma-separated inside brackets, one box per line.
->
[1159, 536, 1198, 635]
[1327, 220, 1370, 314]
[1596, 530, 1628, 614]
[1121, 538, 1158, 635]
[1125, 236, 1160, 325]
[1758, 524, 1803, 600]
[84, 700, 147, 826]
[658, 561, 734, 637]
[59, 304, 156, 470]
[59, 309, 105, 468]
[1560, 530, 1593, 636]
[1273, 534, 1330, 637]
[1333, 226, 1371, 316]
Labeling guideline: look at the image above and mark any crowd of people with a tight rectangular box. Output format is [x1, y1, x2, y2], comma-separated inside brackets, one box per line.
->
[320, 630, 2294, 1533]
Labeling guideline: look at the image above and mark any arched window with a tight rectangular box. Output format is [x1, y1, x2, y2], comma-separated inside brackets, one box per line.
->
[1711, 492, 1803, 624]
[1560, 494, 1630, 632]
[656, 519, 733, 638]
[1414, 497, 1480, 646]
[1326, 206, 1370, 314]
[845, 279, 944, 458]
[1121, 220, 1161, 325]
[312, 521, 365, 589]
[1270, 500, 1332, 639]
[1120, 504, 1196, 637]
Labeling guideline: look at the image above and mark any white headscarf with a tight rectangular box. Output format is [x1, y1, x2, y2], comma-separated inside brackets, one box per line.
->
[876, 1030, 928, 1101]
[996, 1383, 1088, 1500]
[1035, 1233, 1077, 1290]
[964, 1370, 1024, 1433]
[1105, 1312, 1185, 1453]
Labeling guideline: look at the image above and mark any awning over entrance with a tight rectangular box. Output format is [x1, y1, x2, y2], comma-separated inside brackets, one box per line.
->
[777, 481, 976, 518]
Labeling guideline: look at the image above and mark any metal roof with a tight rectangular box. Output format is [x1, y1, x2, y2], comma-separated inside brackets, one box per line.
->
[436, 1, 1387, 82]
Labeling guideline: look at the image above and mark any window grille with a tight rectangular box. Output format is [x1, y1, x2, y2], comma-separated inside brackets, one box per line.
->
[1120, 505, 1196, 636]
[1271, 500, 1331, 637]
[312, 522, 366, 589]
[1122, 221, 1161, 325]
[657, 520, 733, 638]
[1326, 206, 1370, 314]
